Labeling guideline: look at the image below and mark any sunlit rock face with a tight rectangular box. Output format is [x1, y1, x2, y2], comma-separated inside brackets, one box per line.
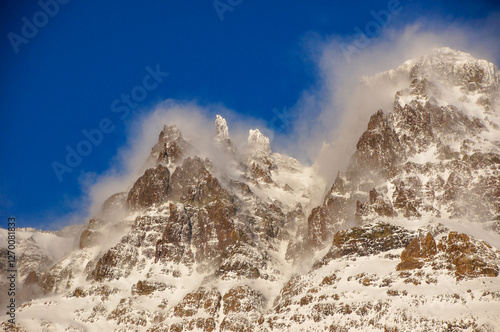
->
[3, 48, 500, 332]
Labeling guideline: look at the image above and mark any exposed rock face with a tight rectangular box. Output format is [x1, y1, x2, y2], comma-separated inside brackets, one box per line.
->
[292, 48, 500, 259]
[154, 203, 193, 265]
[438, 232, 499, 279]
[97, 191, 128, 220]
[100, 192, 127, 212]
[285, 173, 352, 258]
[220, 286, 265, 332]
[150, 287, 221, 332]
[131, 280, 168, 296]
[0, 226, 79, 309]
[368, 188, 397, 217]
[250, 162, 273, 184]
[168, 157, 230, 204]
[351, 109, 405, 177]
[397, 231, 499, 279]
[154, 199, 238, 270]
[79, 219, 101, 249]
[148, 125, 192, 166]
[268, 224, 500, 331]
[79, 193, 128, 249]
[127, 164, 170, 210]
[396, 233, 437, 270]
[214, 114, 234, 154]
[319, 223, 415, 266]
[89, 241, 139, 282]
[4, 48, 500, 332]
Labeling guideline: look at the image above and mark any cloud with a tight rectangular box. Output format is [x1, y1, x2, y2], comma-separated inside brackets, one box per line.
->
[40, 99, 271, 230]
[54, 13, 500, 229]
[80, 100, 273, 220]
[272, 14, 500, 185]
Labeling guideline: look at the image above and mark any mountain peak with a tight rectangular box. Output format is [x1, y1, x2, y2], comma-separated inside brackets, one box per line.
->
[214, 114, 229, 141]
[363, 47, 499, 94]
[402, 47, 499, 91]
[424, 46, 474, 61]
[247, 128, 271, 154]
[4, 48, 500, 331]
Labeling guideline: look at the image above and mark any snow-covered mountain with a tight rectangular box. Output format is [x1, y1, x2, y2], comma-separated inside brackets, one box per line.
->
[0, 226, 81, 310]
[2, 47, 500, 331]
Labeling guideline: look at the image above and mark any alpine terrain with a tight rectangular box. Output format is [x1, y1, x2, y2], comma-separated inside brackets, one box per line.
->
[2, 47, 500, 331]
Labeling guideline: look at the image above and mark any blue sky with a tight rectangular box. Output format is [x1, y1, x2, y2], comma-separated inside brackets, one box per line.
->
[1, 0, 499, 230]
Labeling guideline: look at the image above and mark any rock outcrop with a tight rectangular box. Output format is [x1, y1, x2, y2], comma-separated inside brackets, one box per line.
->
[3, 47, 500, 332]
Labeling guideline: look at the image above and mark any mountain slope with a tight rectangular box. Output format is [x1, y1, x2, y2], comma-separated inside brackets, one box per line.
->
[2, 47, 500, 332]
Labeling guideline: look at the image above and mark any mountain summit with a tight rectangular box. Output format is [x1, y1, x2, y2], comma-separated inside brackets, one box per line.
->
[2, 48, 500, 331]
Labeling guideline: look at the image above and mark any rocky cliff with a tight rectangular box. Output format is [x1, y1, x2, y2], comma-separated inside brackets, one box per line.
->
[2, 47, 500, 332]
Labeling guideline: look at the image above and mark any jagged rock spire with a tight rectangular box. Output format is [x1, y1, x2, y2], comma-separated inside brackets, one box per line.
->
[214, 114, 229, 142]
[247, 129, 271, 154]
[213, 114, 234, 154]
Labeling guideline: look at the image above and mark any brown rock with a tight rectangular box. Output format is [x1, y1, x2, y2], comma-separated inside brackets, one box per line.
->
[396, 233, 436, 271]
[173, 288, 221, 318]
[169, 157, 231, 204]
[222, 285, 265, 315]
[147, 125, 192, 166]
[126, 164, 170, 210]
[438, 232, 499, 279]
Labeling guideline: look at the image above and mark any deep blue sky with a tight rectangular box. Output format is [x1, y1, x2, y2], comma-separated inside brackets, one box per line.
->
[1, 0, 499, 230]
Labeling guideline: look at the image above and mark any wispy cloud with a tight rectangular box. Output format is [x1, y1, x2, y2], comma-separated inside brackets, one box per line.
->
[53, 14, 500, 229]
[80, 100, 270, 219]
[272, 15, 500, 183]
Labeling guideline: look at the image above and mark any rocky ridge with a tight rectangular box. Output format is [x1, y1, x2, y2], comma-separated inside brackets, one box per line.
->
[2, 47, 500, 331]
